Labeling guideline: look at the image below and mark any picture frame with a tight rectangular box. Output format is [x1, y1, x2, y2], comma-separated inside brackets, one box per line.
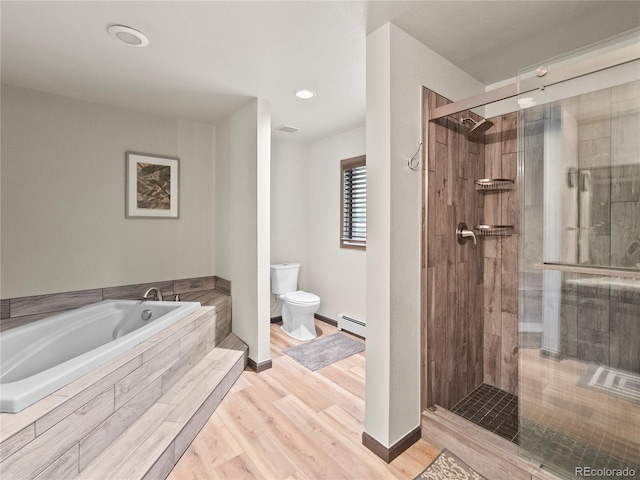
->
[125, 152, 179, 219]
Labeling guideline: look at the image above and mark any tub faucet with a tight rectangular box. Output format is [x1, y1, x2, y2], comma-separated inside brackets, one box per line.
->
[142, 287, 163, 302]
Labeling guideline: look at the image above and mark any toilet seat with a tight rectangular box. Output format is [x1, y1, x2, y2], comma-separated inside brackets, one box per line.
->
[284, 290, 320, 305]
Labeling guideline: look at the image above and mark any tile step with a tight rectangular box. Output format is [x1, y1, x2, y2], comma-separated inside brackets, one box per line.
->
[79, 333, 248, 480]
[422, 406, 562, 480]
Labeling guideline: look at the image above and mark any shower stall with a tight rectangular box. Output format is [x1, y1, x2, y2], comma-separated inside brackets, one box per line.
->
[422, 29, 639, 479]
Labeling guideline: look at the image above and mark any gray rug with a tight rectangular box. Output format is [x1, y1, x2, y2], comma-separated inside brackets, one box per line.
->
[414, 449, 486, 480]
[578, 364, 640, 402]
[283, 332, 365, 371]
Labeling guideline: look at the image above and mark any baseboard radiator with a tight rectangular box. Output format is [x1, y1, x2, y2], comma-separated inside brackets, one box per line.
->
[337, 313, 366, 338]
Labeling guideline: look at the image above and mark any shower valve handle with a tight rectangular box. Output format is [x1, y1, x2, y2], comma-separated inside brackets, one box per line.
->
[457, 222, 477, 245]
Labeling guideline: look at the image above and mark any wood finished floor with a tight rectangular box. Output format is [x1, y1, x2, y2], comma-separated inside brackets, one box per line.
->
[168, 320, 440, 480]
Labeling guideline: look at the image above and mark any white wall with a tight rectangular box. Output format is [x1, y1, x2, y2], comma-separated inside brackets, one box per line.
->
[365, 23, 485, 447]
[271, 138, 309, 306]
[1, 85, 216, 299]
[215, 98, 271, 364]
[270, 127, 366, 322]
[307, 127, 367, 323]
[365, 25, 392, 446]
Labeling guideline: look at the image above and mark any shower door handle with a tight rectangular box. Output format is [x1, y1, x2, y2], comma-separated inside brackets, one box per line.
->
[457, 222, 477, 245]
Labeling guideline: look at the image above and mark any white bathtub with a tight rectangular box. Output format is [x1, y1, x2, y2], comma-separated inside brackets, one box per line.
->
[0, 299, 200, 413]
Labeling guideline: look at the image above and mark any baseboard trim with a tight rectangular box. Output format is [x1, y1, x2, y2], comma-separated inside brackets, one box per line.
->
[247, 357, 273, 373]
[362, 426, 421, 463]
[314, 313, 337, 327]
[540, 347, 562, 361]
[273, 314, 337, 328]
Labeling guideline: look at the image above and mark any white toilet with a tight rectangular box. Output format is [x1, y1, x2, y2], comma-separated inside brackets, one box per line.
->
[270, 263, 320, 341]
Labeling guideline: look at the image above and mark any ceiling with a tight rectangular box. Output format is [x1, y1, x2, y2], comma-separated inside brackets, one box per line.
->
[2, 1, 639, 143]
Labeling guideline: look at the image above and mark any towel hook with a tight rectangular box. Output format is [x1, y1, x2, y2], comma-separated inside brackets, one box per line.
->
[408, 142, 422, 171]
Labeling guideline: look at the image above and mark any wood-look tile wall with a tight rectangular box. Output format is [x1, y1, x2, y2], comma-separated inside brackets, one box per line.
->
[556, 81, 640, 372]
[423, 88, 485, 409]
[482, 112, 519, 395]
[0, 276, 229, 332]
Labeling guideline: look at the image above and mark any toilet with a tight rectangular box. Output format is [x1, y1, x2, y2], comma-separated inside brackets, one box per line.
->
[270, 263, 320, 341]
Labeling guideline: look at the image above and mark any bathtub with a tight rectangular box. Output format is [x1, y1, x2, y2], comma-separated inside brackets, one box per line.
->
[0, 299, 200, 413]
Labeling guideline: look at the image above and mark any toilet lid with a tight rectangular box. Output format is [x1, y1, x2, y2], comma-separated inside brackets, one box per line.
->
[285, 290, 320, 304]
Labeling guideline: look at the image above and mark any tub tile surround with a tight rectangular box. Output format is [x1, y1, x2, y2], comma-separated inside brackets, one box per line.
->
[34, 444, 78, 480]
[36, 355, 143, 436]
[8, 289, 104, 319]
[79, 335, 246, 480]
[0, 288, 246, 480]
[0, 275, 229, 332]
[1, 300, 10, 320]
[2, 389, 116, 480]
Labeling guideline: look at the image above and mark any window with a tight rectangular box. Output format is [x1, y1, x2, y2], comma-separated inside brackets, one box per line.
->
[340, 155, 366, 249]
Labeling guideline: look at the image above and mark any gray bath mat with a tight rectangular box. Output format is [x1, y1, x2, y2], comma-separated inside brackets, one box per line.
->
[578, 364, 640, 402]
[283, 332, 365, 371]
[414, 449, 486, 480]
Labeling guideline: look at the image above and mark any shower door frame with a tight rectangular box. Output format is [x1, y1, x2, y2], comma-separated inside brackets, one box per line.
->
[429, 40, 639, 122]
[421, 29, 640, 413]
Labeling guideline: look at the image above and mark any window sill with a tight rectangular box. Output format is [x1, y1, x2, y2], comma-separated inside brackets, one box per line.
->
[340, 242, 366, 251]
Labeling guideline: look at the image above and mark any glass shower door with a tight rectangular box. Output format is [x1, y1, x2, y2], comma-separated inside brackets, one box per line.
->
[518, 30, 640, 479]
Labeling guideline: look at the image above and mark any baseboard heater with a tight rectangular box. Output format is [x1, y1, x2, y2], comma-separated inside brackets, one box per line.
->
[337, 313, 366, 338]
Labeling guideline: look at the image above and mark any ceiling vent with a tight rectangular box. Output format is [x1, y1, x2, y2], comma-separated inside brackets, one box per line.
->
[276, 124, 300, 133]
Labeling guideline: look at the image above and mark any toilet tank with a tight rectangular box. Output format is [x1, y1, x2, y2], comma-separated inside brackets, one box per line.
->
[270, 263, 300, 294]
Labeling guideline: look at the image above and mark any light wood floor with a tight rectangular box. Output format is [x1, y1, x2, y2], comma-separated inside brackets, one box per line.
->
[168, 320, 440, 480]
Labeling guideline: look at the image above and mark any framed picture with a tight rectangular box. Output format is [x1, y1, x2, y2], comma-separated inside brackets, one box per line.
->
[126, 152, 179, 219]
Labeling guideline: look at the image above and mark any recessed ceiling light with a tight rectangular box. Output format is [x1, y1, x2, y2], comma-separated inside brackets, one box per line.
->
[294, 90, 315, 99]
[107, 25, 149, 47]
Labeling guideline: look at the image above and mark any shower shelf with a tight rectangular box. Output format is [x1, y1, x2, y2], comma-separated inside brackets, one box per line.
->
[474, 225, 514, 237]
[475, 178, 515, 193]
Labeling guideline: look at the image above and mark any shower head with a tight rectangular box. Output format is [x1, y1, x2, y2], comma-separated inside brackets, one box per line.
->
[461, 117, 494, 140]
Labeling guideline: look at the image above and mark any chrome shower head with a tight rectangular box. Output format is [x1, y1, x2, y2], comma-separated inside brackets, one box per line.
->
[461, 117, 494, 140]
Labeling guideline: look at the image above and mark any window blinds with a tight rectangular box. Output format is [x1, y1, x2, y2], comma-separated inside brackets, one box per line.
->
[341, 157, 366, 248]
